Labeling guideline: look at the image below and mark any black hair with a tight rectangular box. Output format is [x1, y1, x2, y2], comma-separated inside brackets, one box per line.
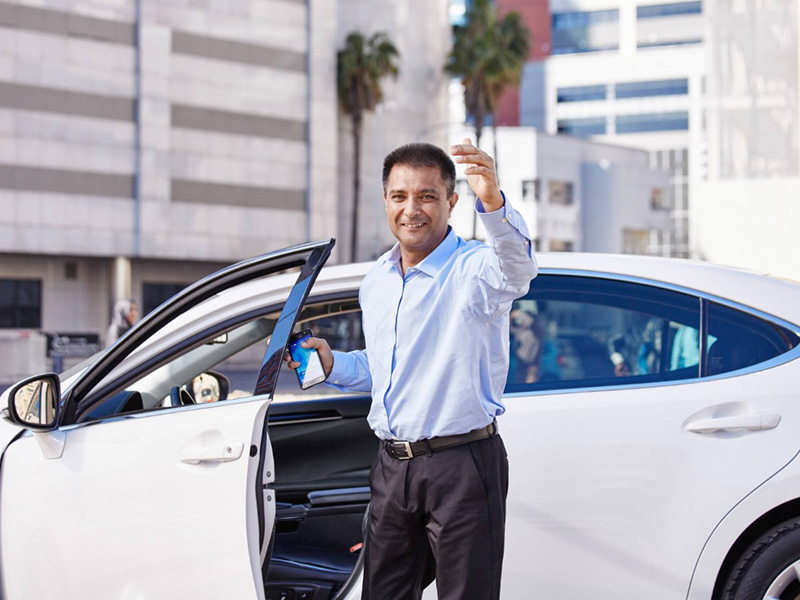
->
[382, 143, 456, 198]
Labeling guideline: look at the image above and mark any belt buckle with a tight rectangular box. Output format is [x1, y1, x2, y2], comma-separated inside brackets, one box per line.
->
[393, 441, 413, 460]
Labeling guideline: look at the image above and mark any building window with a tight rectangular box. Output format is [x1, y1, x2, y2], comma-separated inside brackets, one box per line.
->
[522, 179, 540, 202]
[549, 239, 574, 252]
[551, 9, 619, 55]
[651, 187, 671, 210]
[143, 282, 188, 315]
[637, 38, 702, 49]
[0, 279, 42, 328]
[616, 112, 689, 134]
[553, 9, 619, 29]
[557, 84, 607, 103]
[637, 2, 702, 19]
[623, 229, 653, 255]
[615, 79, 688, 99]
[549, 181, 574, 205]
[557, 117, 607, 137]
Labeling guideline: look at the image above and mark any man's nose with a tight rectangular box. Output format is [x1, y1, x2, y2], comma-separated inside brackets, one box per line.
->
[404, 198, 422, 216]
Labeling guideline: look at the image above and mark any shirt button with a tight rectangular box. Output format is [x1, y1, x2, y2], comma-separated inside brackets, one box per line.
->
[333, 380, 339, 384]
[502, 218, 508, 224]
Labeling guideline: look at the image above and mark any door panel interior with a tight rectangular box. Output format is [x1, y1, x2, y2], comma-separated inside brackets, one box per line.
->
[265, 395, 377, 600]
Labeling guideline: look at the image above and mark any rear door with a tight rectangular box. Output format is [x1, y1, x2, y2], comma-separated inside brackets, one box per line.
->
[0, 241, 334, 600]
[500, 273, 800, 599]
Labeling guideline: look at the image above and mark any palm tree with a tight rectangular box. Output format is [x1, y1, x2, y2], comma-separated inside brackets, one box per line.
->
[337, 32, 399, 262]
[446, 0, 530, 167]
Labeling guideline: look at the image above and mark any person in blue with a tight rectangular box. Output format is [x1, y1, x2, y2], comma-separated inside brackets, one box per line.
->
[287, 140, 537, 600]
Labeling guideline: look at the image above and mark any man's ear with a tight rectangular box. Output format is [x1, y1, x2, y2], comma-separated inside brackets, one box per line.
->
[448, 193, 459, 215]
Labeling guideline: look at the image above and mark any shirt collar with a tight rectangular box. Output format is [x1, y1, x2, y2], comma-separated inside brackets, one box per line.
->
[380, 227, 459, 277]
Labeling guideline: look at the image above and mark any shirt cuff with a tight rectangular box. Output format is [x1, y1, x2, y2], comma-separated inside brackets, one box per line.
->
[326, 350, 354, 388]
[475, 192, 524, 237]
[474, 190, 506, 214]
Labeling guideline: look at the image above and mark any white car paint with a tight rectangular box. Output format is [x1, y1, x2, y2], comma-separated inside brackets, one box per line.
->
[2, 397, 272, 599]
[3, 250, 800, 599]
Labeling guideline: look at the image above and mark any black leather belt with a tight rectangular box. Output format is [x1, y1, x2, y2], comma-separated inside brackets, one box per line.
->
[384, 421, 498, 460]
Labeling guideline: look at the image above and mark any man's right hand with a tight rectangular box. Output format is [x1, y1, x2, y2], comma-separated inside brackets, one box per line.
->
[284, 336, 334, 378]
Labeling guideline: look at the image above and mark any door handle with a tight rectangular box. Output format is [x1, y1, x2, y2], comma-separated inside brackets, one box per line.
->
[180, 442, 244, 464]
[685, 413, 781, 434]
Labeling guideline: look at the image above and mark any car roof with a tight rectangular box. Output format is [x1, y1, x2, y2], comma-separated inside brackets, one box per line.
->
[314, 253, 800, 326]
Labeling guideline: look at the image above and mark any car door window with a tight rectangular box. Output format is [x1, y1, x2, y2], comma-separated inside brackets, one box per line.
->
[506, 275, 702, 393]
[84, 314, 278, 419]
[706, 302, 799, 376]
[274, 302, 368, 401]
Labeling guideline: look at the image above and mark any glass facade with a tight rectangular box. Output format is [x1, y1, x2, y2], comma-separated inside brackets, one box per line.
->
[558, 117, 607, 137]
[551, 9, 619, 55]
[616, 112, 689, 134]
[638, 2, 702, 19]
[0, 279, 42, 328]
[553, 9, 620, 29]
[557, 84, 607, 103]
[143, 282, 188, 315]
[616, 79, 689, 99]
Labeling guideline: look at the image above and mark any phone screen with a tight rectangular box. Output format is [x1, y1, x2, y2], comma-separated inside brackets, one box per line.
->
[288, 330, 326, 389]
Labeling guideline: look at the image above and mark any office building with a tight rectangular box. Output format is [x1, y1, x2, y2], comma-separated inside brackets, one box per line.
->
[504, 0, 704, 258]
[0, 0, 450, 383]
[449, 125, 671, 254]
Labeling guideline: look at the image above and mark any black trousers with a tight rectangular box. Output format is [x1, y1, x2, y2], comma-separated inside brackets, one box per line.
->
[362, 434, 509, 600]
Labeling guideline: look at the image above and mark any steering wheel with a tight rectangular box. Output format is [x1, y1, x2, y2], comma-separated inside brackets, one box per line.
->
[169, 385, 196, 407]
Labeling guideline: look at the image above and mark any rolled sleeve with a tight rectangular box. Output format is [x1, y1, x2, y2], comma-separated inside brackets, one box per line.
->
[326, 349, 373, 393]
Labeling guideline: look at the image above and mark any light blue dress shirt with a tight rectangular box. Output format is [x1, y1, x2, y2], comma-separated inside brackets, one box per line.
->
[328, 198, 538, 442]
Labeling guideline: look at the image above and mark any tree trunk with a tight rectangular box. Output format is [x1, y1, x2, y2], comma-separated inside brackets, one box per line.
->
[492, 111, 500, 187]
[351, 113, 362, 262]
[472, 122, 482, 241]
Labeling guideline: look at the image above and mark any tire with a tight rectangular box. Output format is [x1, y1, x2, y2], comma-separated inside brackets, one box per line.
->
[721, 519, 800, 600]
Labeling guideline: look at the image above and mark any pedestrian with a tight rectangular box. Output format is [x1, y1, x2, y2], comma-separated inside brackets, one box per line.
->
[287, 140, 537, 599]
[106, 298, 139, 347]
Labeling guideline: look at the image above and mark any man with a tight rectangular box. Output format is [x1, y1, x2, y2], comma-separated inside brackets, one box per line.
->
[288, 140, 537, 599]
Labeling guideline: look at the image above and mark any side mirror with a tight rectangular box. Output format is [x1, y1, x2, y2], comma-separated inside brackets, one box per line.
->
[191, 371, 230, 403]
[8, 374, 61, 431]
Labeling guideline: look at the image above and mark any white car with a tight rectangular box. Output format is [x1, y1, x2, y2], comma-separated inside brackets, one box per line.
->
[3, 238, 800, 600]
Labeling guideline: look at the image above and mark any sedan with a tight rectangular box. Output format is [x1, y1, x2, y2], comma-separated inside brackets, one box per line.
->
[2, 238, 800, 600]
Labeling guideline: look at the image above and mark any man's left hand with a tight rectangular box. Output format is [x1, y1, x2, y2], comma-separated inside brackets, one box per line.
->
[451, 138, 504, 212]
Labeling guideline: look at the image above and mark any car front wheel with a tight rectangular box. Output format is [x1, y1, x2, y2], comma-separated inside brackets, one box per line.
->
[722, 519, 800, 600]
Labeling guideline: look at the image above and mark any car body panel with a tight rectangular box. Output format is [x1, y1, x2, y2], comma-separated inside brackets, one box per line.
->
[688, 457, 800, 599]
[1, 397, 270, 599]
[2, 249, 800, 599]
[0, 240, 336, 600]
[500, 360, 800, 598]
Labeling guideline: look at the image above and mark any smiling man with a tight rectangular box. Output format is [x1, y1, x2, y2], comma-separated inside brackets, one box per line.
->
[289, 140, 537, 599]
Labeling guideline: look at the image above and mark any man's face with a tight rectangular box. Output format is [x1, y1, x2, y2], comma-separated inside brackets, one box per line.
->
[383, 164, 458, 260]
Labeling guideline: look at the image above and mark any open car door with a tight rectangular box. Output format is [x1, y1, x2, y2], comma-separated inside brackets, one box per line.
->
[0, 240, 334, 600]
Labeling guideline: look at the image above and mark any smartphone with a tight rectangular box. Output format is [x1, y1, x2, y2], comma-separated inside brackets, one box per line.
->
[288, 329, 327, 389]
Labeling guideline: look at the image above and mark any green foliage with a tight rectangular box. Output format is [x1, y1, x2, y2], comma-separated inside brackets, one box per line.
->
[337, 32, 400, 128]
[445, 0, 530, 145]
